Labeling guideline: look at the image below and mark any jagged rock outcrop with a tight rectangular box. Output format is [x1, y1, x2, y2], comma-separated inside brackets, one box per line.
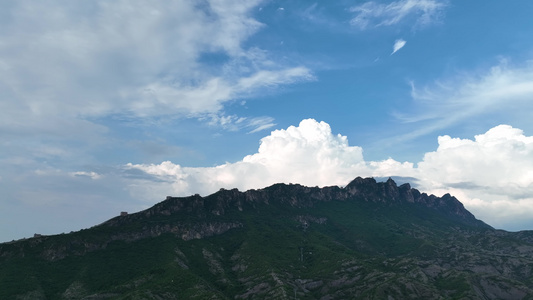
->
[0, 177, 488, 262]
[107, 176, 487, 232]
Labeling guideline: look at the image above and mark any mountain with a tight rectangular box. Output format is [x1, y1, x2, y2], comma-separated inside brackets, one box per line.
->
[1, 177, 533, 299]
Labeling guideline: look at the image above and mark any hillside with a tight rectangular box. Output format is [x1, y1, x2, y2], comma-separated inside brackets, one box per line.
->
[1, 177, 533, 299]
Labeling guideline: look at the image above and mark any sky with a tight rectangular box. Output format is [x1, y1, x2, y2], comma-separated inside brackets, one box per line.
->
[1, 0, 533, 242]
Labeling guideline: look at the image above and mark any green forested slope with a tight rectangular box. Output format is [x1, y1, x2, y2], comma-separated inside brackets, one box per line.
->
[1, 178, 532, 299]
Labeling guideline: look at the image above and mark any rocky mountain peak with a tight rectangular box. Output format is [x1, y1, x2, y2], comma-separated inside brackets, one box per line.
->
[138, 176, 487, 229]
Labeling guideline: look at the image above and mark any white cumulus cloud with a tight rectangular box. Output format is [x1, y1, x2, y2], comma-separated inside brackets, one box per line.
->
[126, 119, 417, 200]
[125, 119, 415, 200]
[126, 119, 533, 231]
[415, 125, 533, 230]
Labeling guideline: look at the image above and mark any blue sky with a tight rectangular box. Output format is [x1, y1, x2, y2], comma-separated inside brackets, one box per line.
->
[2, 0, 533, 242]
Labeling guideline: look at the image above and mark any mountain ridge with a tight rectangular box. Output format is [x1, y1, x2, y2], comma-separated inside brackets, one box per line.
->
[105, 176, 488, 228]
[1, 177, 532, 300]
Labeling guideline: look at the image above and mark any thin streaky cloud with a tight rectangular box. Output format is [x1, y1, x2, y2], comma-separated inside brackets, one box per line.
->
[393, 60, 533, 141]
[350, 0, 448, 29]
[247, 117, 277, 134]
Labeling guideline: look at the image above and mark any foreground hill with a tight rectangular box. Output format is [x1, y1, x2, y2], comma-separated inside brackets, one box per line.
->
[1, 177, 533, 299]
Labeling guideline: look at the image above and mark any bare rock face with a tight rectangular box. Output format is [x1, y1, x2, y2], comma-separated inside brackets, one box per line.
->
[344, 177, 482, 225]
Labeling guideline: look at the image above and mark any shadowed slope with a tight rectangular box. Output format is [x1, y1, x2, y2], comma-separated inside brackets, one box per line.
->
[1, 177, 532, 300]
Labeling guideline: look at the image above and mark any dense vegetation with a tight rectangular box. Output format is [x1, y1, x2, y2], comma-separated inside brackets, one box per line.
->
[1, 178, 533, 299]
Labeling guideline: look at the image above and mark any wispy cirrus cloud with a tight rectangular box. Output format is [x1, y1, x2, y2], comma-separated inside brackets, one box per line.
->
[350, 0, 448, 29]
[393, 59, 533, 141]
[205, 114, 276, 133]
[246, 117, 277, 133]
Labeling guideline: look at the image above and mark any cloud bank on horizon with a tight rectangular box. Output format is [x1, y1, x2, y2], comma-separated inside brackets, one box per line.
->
[127, 119, 533, 231]
[2, 0, 533, 242]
